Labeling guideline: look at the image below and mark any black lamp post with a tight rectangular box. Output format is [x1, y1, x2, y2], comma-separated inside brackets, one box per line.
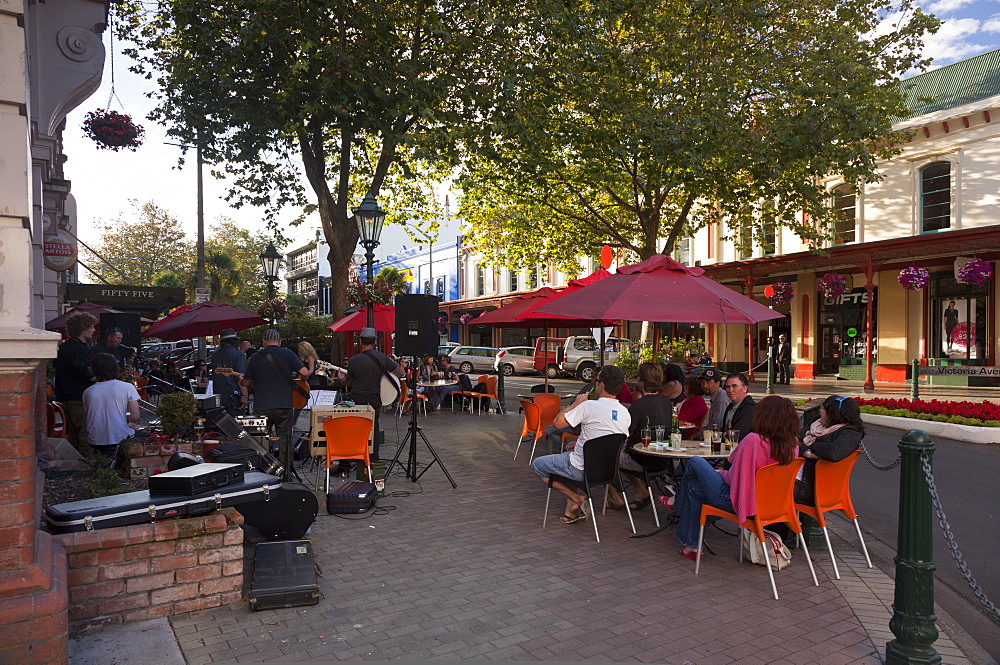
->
[353, 193, 388, 329]
[259, 242, 282, 301]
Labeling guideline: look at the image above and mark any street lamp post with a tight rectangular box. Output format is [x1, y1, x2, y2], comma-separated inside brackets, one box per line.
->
[259, 242, 282, 323]
[353, 194, 387, 329]
[764, 285, 775, 395]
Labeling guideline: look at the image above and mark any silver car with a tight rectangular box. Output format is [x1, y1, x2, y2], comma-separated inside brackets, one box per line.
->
[494, 346, 536, 376]
[448, 345, 500, 374]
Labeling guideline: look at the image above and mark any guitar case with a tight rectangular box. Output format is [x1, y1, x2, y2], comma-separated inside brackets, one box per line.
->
[44, 472, 281, 534]
[236, 482, 319, 541]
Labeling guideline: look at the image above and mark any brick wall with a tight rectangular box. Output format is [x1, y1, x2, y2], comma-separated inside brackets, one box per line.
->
[126, 441, 197, 480]
[56, 508, 245, 634]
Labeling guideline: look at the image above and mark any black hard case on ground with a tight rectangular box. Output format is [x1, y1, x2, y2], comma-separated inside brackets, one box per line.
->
[206, 442, 264, 470]
[148, 463, 245, 496]
[326, 481, 377, 514]
[236, 482, 318, 541]
[249, 540, 319, 611]
[44, 472, 282, 534]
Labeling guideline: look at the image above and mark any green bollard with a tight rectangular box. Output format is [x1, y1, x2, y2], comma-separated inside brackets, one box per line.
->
[911, 359, 920, 401]
[886, 429, 940, 665]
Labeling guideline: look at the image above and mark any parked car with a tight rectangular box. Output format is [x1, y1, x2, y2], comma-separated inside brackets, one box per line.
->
[437, 342, 460, 358]
[448, 345, 500, 374]
[142, 340, 192, 360]
[561, 335, 629, 382]
[532, 337, 566, 379]
[494, 346, 536, 376]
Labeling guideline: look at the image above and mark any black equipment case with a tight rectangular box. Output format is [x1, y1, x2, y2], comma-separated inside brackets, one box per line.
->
[326, 481, 377, 514]
[237, 482, 318, 541]
[44, 472, 281, 534]
[206, 443, 264, 470]
[249, 540, 319, 611]
[148, 463, 245, 496]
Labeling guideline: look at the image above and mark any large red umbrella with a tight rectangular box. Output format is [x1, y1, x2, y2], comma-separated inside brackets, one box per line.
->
[141, 304, 193, 339]
[144, 301, 266, 340]
[329, 304, 395, 332]
[534, 255, 783, 324]
[46, 302, 154, 334]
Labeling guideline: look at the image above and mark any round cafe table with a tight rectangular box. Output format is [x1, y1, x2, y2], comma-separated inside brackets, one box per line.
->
[416, 379, 458, 412]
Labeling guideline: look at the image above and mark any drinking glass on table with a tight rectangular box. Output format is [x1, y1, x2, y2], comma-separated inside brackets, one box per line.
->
[725, 429, 740, 451]
[653, 425, 666, 444]
[641, 427, 652, 447]
[710, 430, 723, 455]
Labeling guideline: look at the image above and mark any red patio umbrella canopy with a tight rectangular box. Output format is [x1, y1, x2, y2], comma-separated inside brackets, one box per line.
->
[474, 288, 561, 327]
[329, 304, 396, 332]
[141, 304, 193, 339]
[514, 269, 616, 327]
[534, 255, 783, 324]
[46, 301, 154, 333]
[143, 301, 266, 340]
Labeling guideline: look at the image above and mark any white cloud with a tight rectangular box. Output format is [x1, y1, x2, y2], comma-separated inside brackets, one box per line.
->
[921, 17, 993, 63]
[926, 0, 977, 16]
[982, 13, 1000, 32]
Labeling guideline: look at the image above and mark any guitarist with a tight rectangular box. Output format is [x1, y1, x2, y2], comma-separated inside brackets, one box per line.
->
[336, 327, 404, 467]
[211, 329, 247, 414]
[241, 329, 309, 481]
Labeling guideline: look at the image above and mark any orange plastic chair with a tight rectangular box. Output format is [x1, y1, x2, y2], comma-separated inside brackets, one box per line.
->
[460, 375, 491, 414]
[482, 376, 504, 414]
[531, 393, 562, 458]
[397, 381, 427, 417]
[695, 460, 819, 600]
[513, 400, 543, 462]
[794, 451, 872, 579]
[322, 415, 374, 491]
[46, 402, 66, 438]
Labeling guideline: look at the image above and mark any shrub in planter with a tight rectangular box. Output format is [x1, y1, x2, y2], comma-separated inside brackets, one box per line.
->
[984, 420, 1000, 428]
[932, 414, 949, 422]
[915, 413, 933, 421]
[156, 391, 197, 438]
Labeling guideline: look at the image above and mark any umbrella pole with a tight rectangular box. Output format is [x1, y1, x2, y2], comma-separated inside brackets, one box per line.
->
[544, 327, 550, 390]
[746, 326, 754, 381]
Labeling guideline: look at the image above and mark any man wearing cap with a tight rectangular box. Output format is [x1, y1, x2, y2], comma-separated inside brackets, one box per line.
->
[211, 328, 247, 413]
[94, 326, 135, 367]
[241, 329, 308, 479]
[699, 367, 731, 432]
[337, 328, 404, 461]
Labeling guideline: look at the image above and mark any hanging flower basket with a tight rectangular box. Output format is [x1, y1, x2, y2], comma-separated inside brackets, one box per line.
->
[818, 272, 849, 299]
[957, 259, 994, 288]
[258, 297, 287, 321]
[437, 314, 449, 334]
[898, 266, 930, 290]
[770, 281, 794, 304]
[346, 276, 393, 308]
[81, 109, 145, 151]
[459, 312, 476, 324]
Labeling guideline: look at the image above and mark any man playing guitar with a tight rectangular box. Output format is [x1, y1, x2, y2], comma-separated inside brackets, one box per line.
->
[335, 327, 405, 468]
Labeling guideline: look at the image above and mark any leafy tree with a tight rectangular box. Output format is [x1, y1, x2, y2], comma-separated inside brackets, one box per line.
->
[120, 0, 521, 360]
[284, 294, 310, 318]
[203, 218, 277, 309]
[460, 0, 939, 271]
[376, 267, 411, 296]
[83, 200, 191, 285]
[203, 251, 241, 301]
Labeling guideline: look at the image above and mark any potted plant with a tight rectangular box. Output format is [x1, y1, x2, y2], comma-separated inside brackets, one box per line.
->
[155, 391, 197, 440]
[81, 109, 145, 151]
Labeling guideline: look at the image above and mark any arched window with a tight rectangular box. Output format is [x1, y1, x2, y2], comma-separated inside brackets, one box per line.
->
[921, 162, 951, 232]
[832, 184, 856, 245]
[423, 279, 431, 295]
[436, 277, 444, 297]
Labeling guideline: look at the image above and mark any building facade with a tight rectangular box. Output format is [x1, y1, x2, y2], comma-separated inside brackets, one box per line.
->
[284, 233, 332, 315]
[0, 1, 111, 661]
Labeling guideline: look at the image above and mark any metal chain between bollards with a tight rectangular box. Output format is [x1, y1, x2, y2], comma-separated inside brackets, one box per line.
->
[920, 453, 1000, 623]
[859, 440, 901, 471]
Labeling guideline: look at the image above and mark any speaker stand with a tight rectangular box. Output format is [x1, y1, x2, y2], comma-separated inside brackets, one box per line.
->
[386, 372, 456, 488]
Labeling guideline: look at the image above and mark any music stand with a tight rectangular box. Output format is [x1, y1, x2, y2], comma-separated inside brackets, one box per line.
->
[386, 362, 457, 488]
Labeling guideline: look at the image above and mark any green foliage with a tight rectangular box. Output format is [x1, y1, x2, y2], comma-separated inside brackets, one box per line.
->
[284, 294, 310, 318]
[86, 467, 130, 499]
[242, 317, 334, 360]
[915, 413, 933, 420]
[458, 0, 939, 271]
[377, 267, 413, 296]
[984, 420, 1000, 428]
[615, 342, 640, 380]
[156, 391, 197, 437]
[889, 408, 912, 418]
[931, 414, 950, 422]
[660, 337, 704, 363]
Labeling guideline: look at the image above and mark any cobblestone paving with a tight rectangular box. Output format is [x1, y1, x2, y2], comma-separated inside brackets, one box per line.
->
[168, 407, 964, 663]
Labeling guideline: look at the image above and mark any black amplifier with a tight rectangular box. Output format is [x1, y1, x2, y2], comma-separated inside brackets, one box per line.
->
[195, 394, 222, 413]
[236, 416, 269, 433]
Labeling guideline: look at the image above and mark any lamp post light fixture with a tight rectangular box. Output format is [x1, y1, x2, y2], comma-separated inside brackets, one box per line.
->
[353, 193, 387, 329]
[260, 242, 282, 300]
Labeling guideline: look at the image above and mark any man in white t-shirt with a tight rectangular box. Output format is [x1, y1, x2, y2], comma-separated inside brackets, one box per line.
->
[531, 366, 631, 524]
[83, 353, 141, 453]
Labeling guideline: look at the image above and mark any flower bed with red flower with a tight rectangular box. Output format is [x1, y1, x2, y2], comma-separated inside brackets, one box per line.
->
[854, 397, 1000, 427]
[82, 109, 145, 151]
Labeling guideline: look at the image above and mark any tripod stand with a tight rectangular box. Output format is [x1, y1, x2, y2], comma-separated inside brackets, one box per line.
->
[386, 370, 456, 488]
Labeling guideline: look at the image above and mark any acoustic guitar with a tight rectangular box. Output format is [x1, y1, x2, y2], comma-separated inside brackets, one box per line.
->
[314, 360, 401, 406]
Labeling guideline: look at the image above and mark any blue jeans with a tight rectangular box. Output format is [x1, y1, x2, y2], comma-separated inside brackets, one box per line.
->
[674, 456, 734, 548]
[432, 384, 461, 408]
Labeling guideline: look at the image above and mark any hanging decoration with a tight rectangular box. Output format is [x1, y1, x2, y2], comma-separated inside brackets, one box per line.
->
[818, 272, 849, 299]
[346, 276, 392, 307]
[459, 312, 476, 324]
[769, 281, 794, 304]
[897, 266, 930, 290]
[437, 314, 449, 333]
[257, 298, 287, 321]
[81, 109, 145, 151]
[957, 259, 994, 287]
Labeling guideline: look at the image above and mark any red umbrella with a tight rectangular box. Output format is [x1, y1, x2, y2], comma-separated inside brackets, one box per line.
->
[514, 269, 615, 326]
[533, 255, 783, 324]
[46, 302, 154, 334]
[329, 304, 396, 332]
[141, 304, 193, 339]
[145, 301, 266, 340]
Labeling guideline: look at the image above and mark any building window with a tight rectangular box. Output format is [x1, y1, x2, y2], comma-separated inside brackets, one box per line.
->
[738, 218, 752, 260]
[476, 266, 485, 296]
[831, 184, 857, 245]
[921, 162, 951, 233]
[674, 238, 691, 265]
[509, 270, 518, 292]
[423, 279, 431, 295]
[436, 277, 444, 297]
[930, 271, 988, 360]
[760, 221, 776, 256]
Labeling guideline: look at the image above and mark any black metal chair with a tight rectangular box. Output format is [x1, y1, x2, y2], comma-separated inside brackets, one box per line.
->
[530, 384, 556, 393]
[542, 433, 634, 542]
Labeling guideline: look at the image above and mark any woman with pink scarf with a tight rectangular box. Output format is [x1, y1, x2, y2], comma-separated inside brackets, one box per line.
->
[795, 395, 864, 505]
[665, 395, 801, 561]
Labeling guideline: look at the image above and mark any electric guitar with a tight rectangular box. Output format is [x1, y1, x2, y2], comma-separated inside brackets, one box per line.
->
[212, 368, 245, 410]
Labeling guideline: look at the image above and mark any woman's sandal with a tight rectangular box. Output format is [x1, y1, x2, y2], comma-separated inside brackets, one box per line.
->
[628, 497, 651, 511]
[658, 495, 680, 516]
[679, 548, 704, 562]
[606, 499, 626, 511]
[560, 513, 586, 524]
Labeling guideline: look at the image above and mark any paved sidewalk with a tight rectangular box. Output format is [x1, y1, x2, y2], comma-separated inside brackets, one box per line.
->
[150, 406, 981, 664]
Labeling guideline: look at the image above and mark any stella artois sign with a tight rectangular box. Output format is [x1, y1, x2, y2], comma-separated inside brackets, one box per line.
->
[43, 230, 77, 272]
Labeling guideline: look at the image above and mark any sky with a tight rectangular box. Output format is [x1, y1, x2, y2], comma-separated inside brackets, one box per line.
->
[62, 1, 1000, 275]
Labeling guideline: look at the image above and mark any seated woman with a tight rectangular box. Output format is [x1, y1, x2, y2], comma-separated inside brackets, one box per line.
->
[83, 353, 141, 456]
[796, 395, 863, 505]
[186, 359, 209, 394]
[677, 373, 709, 438]
[660, 362, 685, 404]
[665, 395, 800, 560]
[607, 363, 674, 510]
